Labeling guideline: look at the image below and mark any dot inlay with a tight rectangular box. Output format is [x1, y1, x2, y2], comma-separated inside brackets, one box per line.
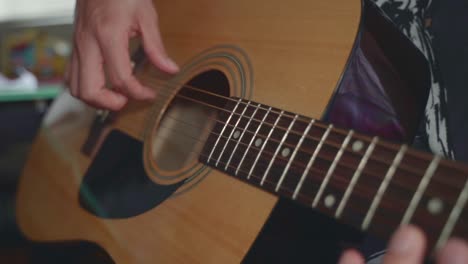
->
[427, 198, 444, 215]
[352, 140, 364, 152]
[281, 148, 291, 157]
[233, 130, 241, 139]
[324, 195, 336, 208]
[255, 138, 263, 147]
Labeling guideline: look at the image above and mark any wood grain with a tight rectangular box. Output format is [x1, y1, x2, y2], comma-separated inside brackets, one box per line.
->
[16, 0, 361, 262]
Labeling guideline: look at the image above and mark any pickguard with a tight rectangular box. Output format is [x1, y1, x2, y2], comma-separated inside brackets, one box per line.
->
[79, 130, 184, 219]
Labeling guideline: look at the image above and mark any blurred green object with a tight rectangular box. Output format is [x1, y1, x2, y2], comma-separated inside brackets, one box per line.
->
[0, 84, 62, 102]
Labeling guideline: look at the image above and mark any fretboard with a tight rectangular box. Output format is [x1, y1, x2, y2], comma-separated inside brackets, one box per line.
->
[199, 97, 468, 251]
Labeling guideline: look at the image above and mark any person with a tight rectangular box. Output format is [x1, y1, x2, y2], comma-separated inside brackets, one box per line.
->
[69, 0, 468, 263]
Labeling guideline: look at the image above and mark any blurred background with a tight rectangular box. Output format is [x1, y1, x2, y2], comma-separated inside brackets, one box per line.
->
[0, 1, 109, 262]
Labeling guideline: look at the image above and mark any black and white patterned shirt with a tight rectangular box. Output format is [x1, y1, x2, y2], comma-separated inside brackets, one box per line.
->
[365, 0, 468, 262]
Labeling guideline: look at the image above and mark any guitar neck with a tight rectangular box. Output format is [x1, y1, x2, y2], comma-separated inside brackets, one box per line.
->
[199, 97, 468, 251]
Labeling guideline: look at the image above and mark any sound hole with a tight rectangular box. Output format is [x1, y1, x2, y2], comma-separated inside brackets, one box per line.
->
[152, 70, 230, 172]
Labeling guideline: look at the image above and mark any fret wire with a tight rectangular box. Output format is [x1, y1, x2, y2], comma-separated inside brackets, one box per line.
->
[196, 116, 468, 239]
[237, 107, 272, 176]
[248, 110, 284, 180]
[207, 99, 242, 163]
[170, 89, 463, 185]
[224, 103, 261, 170]
[288, 120, 314, 199]
[336, 137, 379, 218]
[181, 89, 468, 209]
[401, 155, 441, 225]
[275, 115, 303, 192]
[203, 122, 461, 215]
[202, 148, 411, 224]
[200, 143, 468, 248]
[362, 145, 408, 230]
[199, 105, 457, 201]
[215, 101, 251, 166]
[312, 130, 354, 207]
[435, 178, 468, 249]
[261, 113, 297, 186]
[146, 78, 468, 182]
[291, 124, 333, 199]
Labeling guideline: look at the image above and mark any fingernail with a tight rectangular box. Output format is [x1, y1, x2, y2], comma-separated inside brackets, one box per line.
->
[388, 227, 419, 255]
[165, 58, 179, 72]
[115, 93, 128, 104]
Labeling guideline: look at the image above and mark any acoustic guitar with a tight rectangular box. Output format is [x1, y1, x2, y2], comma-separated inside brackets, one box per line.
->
[16, 0, 468, 262]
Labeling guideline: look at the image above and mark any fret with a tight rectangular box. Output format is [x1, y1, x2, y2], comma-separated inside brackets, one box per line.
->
[260, 112, 298, 187]
[215, 101, 251, 167]
[260, 112, 295, 186]
[249, 111, 299, 189]
[224, 103, 261, 171]
[272, 117, 323, 198]
[336, 137, 378, 218]
[436, 178, 468, 249]
[207, 98, 242, 163]
[289, 124, 332, 201]
[273, 115, 304, 192]
[366, 152, 431, 240]
[278, 119, 313, 199]
[362, 145, 407, 230]
[406, 160, 465, 250]
[401, 155, 441, 225]
[248, 110, 284, 180]
[338, 138, 405, 230]
[437, 162, 468, 250]
[312, 130, 354, 207]
[236, 107, 272, 176]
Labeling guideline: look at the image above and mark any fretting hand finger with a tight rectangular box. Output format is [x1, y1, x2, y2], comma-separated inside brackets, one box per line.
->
[338, 249, 365, 264]
[382, 225, 426, 264]
[436, 238, 468, 264]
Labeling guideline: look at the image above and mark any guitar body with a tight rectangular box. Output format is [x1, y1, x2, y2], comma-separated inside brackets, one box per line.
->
[16, 0, 432, 262]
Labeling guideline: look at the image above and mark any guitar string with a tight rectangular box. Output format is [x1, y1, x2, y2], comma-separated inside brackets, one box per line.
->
[152, 121, 459, 216]
[137, 76, 467, 189]
[156, 117, 452, 202]
[161, 92, 427, 174]
[137, 76, 466, 191]
[201, 155, 431, 224]
[42, 113, 422, 240]
[141, 76, 442, 161]
[139, 75, 442, 164]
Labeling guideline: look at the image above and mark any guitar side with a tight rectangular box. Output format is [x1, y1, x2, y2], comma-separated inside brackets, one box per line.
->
[17, 0, 367, 262]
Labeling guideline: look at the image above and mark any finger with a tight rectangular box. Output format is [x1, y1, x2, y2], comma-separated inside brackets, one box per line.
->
[64, 60, 72, 87]
[139, 5, 179, 73]
[98, 28, 155, 100]
[436, 238, 468, 264]
[69, 48, 79, 96]
[383, 225, 426, 264]
[338, 249, 365, 264]
[77, 35, 128, 110]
